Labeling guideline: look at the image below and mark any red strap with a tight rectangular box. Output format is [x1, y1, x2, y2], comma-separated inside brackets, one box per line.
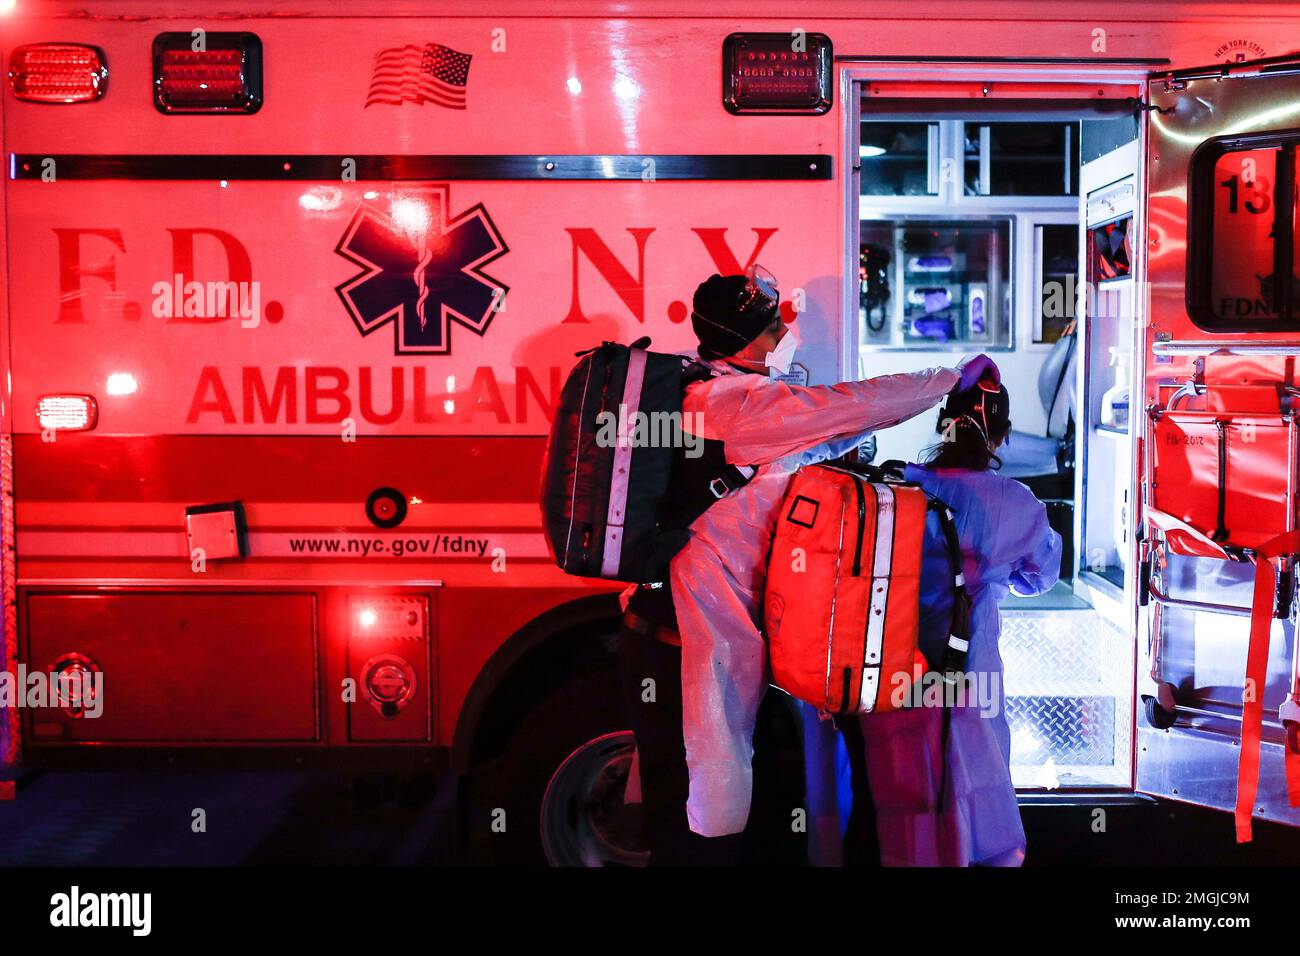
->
[1146, 506, 1231, 560]
[1287, 619, 1300, 810]
[1288, 722, 1300, 809]
[1238, 556, 1275, 842]
[1236, 530, 1300, 843]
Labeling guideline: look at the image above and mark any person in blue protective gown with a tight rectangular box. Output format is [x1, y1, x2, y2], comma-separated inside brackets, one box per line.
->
[838, 377, 1062, 867]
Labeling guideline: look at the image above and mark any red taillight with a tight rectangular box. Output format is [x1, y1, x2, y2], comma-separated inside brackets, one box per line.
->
[37, 395, 97, 431]
[722, 33, 832, 115]
[153, 32, 262, 114]
[8, 44, 107, 104]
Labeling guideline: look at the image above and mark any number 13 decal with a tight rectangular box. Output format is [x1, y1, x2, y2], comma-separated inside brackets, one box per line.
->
[1220, 168, 1273, 214]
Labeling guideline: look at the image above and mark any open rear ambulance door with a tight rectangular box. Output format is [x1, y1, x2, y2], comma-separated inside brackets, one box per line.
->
[1137, 54, 1300, 836]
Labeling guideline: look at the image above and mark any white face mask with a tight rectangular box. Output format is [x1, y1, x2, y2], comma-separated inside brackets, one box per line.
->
[765, 323, 800, 377]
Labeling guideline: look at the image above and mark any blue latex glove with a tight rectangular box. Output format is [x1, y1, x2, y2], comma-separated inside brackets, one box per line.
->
[955, 353, 1001, 392]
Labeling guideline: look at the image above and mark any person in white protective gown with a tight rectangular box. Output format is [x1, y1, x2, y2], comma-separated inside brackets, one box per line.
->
[633, 268, 1002, 845]
[835, 377, 1063, 866]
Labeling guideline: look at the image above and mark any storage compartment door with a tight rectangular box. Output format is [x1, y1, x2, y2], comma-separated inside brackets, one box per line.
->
[24, 591, 319, 742]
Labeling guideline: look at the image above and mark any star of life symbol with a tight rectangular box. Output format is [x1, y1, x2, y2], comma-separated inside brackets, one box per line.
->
[334, 185, 508, 354]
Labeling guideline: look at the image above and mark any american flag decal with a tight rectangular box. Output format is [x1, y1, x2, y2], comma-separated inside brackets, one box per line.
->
[365, 43, 472, 109]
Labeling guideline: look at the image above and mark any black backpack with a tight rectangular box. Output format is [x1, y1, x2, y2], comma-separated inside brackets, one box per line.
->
[540, 337, 753, 584]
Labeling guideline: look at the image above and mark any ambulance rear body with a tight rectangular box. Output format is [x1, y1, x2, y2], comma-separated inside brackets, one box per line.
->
[3, 0, 1300, 861]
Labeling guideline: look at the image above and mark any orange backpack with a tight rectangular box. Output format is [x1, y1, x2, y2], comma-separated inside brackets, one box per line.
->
[764, 463, 970, 715]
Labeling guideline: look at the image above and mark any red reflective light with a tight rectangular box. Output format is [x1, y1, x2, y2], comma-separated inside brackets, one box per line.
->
[160, 49, 243, 104]
[722, 32, 832, 115]
[8, 44, 107, 104]
[37, 394, 97, 431]
[153, 32, 262, 114]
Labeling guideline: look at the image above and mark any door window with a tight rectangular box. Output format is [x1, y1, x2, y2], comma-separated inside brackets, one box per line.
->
[1188, 132, 1300, 330]
[859, 218, 1013, 349]
[1089, 215, 1132, 282]
[859, 121, 939, 196]
[1036, 223, 1079, 343]
[964, 122, 1080, 196]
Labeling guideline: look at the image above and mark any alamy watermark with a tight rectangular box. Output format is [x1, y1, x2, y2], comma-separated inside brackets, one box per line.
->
[152, 275, 262, 328]
[594, 405, 705, 459]
[50, 886, 150, 936]
[0, 665, 102, 718]
[890, 667, 1002, 718]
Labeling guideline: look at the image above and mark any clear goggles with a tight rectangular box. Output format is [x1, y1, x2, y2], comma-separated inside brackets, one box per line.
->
[737, 264, 781, 320]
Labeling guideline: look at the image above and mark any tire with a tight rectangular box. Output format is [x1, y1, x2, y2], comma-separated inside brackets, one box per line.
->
[463, 667, 649, 867]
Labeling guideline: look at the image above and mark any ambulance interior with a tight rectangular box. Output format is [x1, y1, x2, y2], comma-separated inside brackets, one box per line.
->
[853, 102, 1141, 791]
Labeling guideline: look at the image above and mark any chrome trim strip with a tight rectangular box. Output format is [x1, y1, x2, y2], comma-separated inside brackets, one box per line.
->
[1153, 340, 1300, 356]
[1147, 581, 1252, 618]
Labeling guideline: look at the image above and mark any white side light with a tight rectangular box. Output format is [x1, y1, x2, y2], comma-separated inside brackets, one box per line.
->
[37, 395, 97, 431]
[106, 372, 138, 396]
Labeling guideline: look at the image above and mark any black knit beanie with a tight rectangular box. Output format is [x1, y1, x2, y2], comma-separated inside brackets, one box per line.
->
[690, 273, 778, 359]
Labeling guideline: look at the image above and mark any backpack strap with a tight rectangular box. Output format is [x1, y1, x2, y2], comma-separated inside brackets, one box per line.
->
[661, 462, 755, 533]
[665, 361, 759, 522]
[661, 361, 756, 534]
[928, 497, 973, 685]
[629, 361, 757, 603]
[924, 492, 972, 815]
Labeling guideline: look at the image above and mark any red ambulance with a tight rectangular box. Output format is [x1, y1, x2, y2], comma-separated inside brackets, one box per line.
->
[4, 0, 1300, 863]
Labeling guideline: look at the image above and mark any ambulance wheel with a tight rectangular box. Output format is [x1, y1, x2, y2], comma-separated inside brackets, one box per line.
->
[1143, 694, 1177, 730]
[466, 669, 648, 867]
[540, 730, 649, 867]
